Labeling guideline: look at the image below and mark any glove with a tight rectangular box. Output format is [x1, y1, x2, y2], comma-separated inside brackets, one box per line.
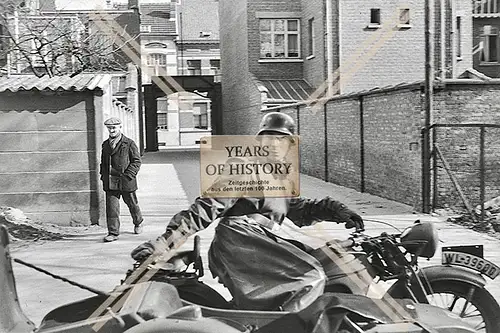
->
[130, 234, 173, 262]
[335, 204, 365, 232]
[344, 211, 364, 232]
[131, 241, 156, 261]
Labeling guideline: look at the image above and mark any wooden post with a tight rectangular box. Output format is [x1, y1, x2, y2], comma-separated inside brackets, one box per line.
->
[435, 144, 478, 223]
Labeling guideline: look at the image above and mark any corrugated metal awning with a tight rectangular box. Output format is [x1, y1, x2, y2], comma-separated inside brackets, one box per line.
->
[0, 74, 112, 93]
[258, 79, 314, 102]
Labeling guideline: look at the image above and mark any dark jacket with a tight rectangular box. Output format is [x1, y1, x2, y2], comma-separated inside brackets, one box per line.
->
[100, 135, 141, 192]
[160, 196, 356, 239]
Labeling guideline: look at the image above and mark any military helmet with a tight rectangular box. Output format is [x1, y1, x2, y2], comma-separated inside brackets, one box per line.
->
[257, 112, 296, 136]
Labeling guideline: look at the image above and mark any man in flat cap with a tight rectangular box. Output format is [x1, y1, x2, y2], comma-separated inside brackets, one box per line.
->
[100, 117, 144, 242]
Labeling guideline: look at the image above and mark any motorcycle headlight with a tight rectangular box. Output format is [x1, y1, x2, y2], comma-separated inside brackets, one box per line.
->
[400, 221, 438, 258]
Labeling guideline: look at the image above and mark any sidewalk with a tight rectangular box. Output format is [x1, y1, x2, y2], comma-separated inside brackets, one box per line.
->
[10, 161, 500, 326]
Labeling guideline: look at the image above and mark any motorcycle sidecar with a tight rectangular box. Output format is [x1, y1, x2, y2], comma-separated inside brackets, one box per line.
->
[0, 225, 245, 333]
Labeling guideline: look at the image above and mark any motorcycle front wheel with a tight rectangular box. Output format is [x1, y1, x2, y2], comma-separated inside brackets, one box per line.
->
[423, 280, 500, 333]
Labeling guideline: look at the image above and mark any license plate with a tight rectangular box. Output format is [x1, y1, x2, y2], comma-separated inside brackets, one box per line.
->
[442, 251, 500, 280]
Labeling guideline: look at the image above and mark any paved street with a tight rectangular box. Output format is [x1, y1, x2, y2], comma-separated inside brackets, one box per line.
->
[9, 150, 500, 326]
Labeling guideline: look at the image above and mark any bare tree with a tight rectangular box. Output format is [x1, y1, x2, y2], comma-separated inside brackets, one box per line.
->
[0, 0, 135, 77]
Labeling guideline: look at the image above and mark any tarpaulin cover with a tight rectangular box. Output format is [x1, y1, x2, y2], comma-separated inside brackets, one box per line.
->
[255, 293, 419, 333]
[208, 216, 326, 312]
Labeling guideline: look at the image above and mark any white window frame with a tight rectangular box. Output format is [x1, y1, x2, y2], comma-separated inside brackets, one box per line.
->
[481, 26, 499, 63]
[147, 53, 167, 66]
[209, 59, 220, 75]
[146, 53, 167, 76]
[193, 102, 209, 129]
[140, 25, 151, 33]
[157, 112, 168, 129]
[456, 16, 462, 60]
[259, 18, 301, 59]
[187, 59, 202, 75]
[368, 8, 381, 29]
[398, 8, 411, 29]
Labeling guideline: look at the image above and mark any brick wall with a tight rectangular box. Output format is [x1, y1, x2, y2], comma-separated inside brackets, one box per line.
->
[325, 98, 362, 190]
[301, 0, 327, 89]
[362, 89, 423, 206]
[338, 0, 472, 93]
[433, 83, 500, 211]
[298, 105, 326, 180]
[247, 0, 303, 80]
[473, 18, 500, 78]
[338, 0, 425, 94]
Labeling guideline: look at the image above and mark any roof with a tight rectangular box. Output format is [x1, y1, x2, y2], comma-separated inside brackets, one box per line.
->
[257, 79, 314, 103]
[0, 74, 112, 93]
[140, 3, 177, 35]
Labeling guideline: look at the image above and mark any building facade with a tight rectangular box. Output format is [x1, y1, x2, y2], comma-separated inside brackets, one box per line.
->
[137, 0, 220, 147]
[219, 0, 473, 135]
[472, 0, 500, 77]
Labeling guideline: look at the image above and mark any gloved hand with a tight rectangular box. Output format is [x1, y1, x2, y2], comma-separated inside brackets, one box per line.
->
[336, 204, 365, 232]
[344, 211, 364, 232]
[131, 241, 156, 261]
[131, 235, 173, 262]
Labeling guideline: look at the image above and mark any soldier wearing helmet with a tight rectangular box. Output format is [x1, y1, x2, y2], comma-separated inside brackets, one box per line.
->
[257, 111, 296, 136]
[131, 112, 364, 312]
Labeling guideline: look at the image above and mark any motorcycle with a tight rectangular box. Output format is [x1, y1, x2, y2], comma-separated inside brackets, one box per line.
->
[0, 224, 477, 333]
[121, 220, 500, 333]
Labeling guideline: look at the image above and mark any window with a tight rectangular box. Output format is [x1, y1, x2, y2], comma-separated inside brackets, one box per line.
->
[157, 113, 168, 129]
[146, 53, 167, 76]
[260, 19, 300, 58]
[307, 18, 315, 56]
[193, 103, 208, 129]
[481, 25, 499, 63]
[210, 59, 220, 74]
[140, 25, 151, 33]
[370, 9, 381, 25]
[456, 17, 462, 59]
[147, 53, 167, 66]
[473, 0, 500, 14]
[399, 9, 410, 25]
[187, 60, 201, 75]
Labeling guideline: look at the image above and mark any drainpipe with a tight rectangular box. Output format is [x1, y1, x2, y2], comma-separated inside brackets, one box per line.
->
[422, 0, 434, 213]
[326, 0, 334, 97]
[440, 0, 445, 79]
[450, 0, 457, 77]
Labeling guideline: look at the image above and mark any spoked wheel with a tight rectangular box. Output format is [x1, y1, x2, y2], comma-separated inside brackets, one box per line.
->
[425, 281, 500, 333]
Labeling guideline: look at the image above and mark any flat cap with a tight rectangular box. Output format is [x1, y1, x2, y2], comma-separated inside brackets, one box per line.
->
[104, 117, 122, 126]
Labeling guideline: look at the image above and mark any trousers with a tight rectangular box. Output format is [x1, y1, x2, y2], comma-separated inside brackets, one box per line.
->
[105, 190, 143, 236]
